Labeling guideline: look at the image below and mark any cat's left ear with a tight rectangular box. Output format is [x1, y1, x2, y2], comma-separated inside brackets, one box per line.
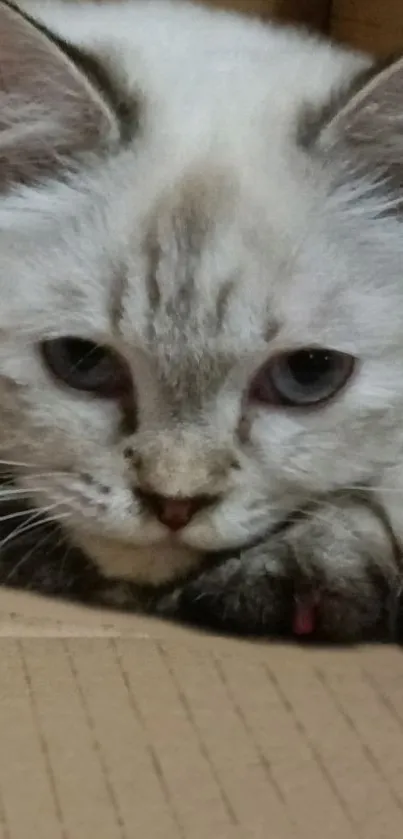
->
[318, 56, 403, 177]
[0, 1, 121, 189]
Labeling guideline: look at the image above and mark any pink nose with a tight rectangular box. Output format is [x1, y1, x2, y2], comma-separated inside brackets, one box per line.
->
[138, 492, 213, 531]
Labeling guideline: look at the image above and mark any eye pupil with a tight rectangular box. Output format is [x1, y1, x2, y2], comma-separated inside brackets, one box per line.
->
[287, 350, 331, 386]
[66, 341, 108, 374]
[40, 337, 132, 399]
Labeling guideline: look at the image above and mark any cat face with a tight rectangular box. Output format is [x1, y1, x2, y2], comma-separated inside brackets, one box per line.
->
[1, 1, 403, 586]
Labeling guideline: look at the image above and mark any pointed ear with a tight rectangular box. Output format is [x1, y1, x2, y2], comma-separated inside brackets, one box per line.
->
[0, 1, 120, 189]
[319, 56, 403, 184]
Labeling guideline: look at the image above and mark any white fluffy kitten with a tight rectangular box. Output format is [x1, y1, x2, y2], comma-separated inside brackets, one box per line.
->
[0, 0, 403, 640]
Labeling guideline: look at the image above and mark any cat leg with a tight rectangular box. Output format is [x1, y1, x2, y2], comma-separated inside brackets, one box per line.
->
[159, 497, 402, 643]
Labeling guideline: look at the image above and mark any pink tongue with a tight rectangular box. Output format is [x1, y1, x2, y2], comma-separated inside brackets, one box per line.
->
[293, 601, 316, 636]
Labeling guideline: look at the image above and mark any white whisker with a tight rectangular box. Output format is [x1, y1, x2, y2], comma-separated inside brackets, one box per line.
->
[0, 460, 71, 479]
[0, 486, 29, 502]
[4, 522, 71, 585]
[0, 459, 45, 469]
[0, 486, 48, 498]
[0, 504, 70, 554]
[0, 508, 49, 523]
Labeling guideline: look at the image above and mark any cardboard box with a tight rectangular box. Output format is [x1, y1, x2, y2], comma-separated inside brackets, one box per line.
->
[0, 587, 402, 839]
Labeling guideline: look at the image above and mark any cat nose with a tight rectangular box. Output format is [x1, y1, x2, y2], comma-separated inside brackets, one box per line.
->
[138, 491, 213, 531]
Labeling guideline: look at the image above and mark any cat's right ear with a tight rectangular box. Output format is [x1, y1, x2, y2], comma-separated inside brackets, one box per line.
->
[0, 1, 120, 190]
[317, 56, 403, 185]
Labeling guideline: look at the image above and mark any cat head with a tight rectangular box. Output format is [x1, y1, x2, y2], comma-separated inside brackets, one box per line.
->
[1, 0, 403, 586]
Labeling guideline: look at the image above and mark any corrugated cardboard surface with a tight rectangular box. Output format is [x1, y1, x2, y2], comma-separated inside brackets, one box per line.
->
[0, 588, 402, 839]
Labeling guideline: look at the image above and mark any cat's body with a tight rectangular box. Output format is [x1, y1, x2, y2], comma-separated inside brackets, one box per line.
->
[1, 0, 403, 640]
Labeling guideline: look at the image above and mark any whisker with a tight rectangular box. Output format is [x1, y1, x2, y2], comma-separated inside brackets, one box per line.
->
[0, 486, 49, 498]
[4, 522, 71, 585]
[0, 459, 46, 469]
[0, 508, 49, 523]
[0, 470, 70, 479]
[0, 504, 69, 554]
[0, 486, 29, 502]
[0, 460, 72, 480]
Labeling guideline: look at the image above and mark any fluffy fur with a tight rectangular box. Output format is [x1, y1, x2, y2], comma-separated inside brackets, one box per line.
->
[1, 0, 403, 641]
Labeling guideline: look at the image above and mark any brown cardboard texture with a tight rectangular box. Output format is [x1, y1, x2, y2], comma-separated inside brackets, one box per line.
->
[0, 587, 401, 839]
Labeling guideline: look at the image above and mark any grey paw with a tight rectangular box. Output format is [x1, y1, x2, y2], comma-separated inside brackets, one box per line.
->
[157, 552, 295, 638]
[157, 543, 392, 644]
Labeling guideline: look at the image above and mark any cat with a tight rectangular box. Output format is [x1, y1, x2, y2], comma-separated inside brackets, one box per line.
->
[1, 0, 403, 643]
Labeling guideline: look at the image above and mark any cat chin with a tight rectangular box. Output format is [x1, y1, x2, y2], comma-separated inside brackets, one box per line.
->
[75, 532, 202, 586]
[181, 516, 276, 554]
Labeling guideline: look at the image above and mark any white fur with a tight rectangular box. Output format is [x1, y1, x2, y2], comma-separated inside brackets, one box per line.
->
[1, 1, 403, 586]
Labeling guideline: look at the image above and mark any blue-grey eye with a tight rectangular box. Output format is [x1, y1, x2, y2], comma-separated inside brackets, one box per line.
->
[41, 337, 131, 399]
[249, 348, 355, 407]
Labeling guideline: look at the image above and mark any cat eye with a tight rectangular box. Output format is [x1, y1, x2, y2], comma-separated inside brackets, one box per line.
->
[248, 348, 355, 408]
[40, 337, 131, 398]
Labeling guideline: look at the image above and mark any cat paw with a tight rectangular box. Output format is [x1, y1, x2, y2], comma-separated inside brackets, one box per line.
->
[158, 534, 392, 644]
[157, 549, 295, 638]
